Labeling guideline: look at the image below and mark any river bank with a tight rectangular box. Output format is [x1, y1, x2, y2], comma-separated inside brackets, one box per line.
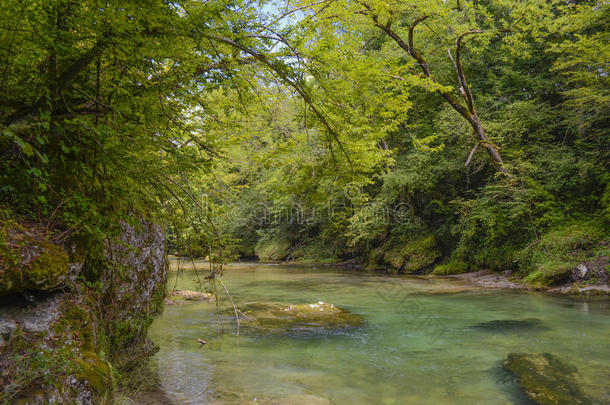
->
[197, 257, 609, 296]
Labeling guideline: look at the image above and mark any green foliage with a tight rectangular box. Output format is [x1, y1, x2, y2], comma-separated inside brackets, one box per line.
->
[0, 0, 607, 290]
[433, 261, 469, 276]
[255, 237, 291, 262]
[185, 0, 608, 285]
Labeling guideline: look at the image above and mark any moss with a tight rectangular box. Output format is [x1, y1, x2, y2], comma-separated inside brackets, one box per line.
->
[108, 315, 154, 354]
[4, 327, 29, 352]
[241, 302, 365, 335]
[383, 235, 440, 273]
[0, 237, 69, 295]
[150, 281, 166, 313]
[518, 221, 607, 286]
[384, 247, 404, 270]
[503, 353, 593, 405]
[432, 261, 469, 275]
[255, 237, 291, 261]
[54, 301, 96, 352]
[76, 351, 113, 395]
[295, 240, 341, 263]
[0, 337, 80, 403]
[402, 236, 441, 273]
[109, 320, 138, 348]
[524, 260, 573, 287]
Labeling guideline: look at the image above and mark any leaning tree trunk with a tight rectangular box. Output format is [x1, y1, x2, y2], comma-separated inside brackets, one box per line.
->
[364, 4, 508, 173]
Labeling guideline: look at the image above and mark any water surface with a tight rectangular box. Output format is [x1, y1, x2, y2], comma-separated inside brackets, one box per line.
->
[148, 261, 609, 404]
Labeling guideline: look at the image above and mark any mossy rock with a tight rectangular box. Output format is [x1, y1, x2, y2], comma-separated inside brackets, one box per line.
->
[383, 247, 405, 270]
[433, 261, 469, 275]
[165, 289, 215, 304]
[383, 236, 441, 273]
[54, 301, 97, 352]
[503, 353, 593, 405]
[255, 238, 291, 261]
[0, 236, 70, 295]
[472, 318, 549, 333]
[402, 236, 441, 273]
[241, 301, 365, 335]
[525, 260, 573, 287]
[76, 350, 113, 395]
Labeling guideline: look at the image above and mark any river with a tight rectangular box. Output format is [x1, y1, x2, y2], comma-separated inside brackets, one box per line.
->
[146, 261, 609, 404]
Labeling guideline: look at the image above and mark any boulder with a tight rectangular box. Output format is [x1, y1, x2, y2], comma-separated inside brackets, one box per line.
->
[240, 301, 365, 335]
[0, 219, 167, 404]
[0, 226, 71, 294]
[0, 293, 113, 404]
[165, 289, 215, 304]
[383, 236, 440, 274]
[503, 353, 593, 405]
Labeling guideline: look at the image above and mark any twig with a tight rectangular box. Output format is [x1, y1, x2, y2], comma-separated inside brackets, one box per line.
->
[218, 274, 240, 336]
[236, 308, 251, 321]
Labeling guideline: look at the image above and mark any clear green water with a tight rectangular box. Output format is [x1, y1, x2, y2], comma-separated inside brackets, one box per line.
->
[148, 261, 610, 404]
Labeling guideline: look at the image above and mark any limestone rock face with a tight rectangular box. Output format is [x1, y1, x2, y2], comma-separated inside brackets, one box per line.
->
[0, 292, 111, 405]
[503, 353, 593, 405]
[0, 219, 167, 404]
[100, 221, 167, 362]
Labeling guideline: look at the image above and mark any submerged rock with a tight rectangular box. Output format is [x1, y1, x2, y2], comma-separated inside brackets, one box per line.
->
[472, 318, 549, 333]
[503, 353, 593, 405]
[165, 289, 214, 304]
[240, 301, 365, 334]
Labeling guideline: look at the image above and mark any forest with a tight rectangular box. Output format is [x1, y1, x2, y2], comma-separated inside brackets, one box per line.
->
[0, 0, 608, 404]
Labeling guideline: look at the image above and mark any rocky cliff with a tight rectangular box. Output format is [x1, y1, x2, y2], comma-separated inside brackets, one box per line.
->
[0, 219, 166, 404]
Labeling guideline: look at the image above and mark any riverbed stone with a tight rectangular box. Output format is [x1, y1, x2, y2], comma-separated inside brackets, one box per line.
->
[241, 301, 365, 334]
[165, 289, 215, 304]
[503, 353, 593, 405]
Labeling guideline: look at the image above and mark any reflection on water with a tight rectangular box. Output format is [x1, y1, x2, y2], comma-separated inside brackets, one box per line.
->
[147, 261, 610, 404]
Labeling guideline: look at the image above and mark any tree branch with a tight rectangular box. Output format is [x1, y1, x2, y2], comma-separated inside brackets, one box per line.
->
[201, 32, 352, 168]
[3, 37, 109, 127]
[455, 30, 482, 114]
[359, 3, 508, 173]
